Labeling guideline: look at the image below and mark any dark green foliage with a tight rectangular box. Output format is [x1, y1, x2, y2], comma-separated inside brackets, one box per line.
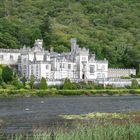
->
[21, 76, 27, 86]
[29, 75, 35, 89]
[0, 0, 140, 68]
[131, 79, 139, 89]
[0, 89, 140, 97]
[39, 77, 48, 90]
[63, 78, 73, 90]
[13, 77, 23, 89]
[0, 66, 3, 85]
[2, 66, 13, 83]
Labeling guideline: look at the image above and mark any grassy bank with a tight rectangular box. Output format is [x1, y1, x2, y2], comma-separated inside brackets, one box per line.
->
[1, 122, 140, 140]
[0, 89, 140, 97]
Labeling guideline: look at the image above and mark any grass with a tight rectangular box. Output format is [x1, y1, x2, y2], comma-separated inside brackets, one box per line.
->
[1, 112, 140, 139]
[1, 121, 140, 140]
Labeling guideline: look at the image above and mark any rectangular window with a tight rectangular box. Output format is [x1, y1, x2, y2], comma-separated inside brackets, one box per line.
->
[0, 55, 3, 60]
[46, 73, 49, 78]
[97, 73, 101, 78]
[68, 64, 71, 69]
[62, 63, 65, 68]
[90, 65, 95, 73]
[60, 63, 62, 69]
[10, 55, 13, 60]
[46, 65, 48, 69]
[60, 63, 65, 68]
[102, 65, 105, 70]
[74, 65, 77, 70]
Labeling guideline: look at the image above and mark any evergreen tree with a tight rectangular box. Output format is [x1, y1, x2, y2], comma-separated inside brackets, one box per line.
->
[131, 79, 139, 89]
[2, 66, 13, 83]
[40, 14, 52, 48]
[29, 74, 35, 89]
[63, 78, 72, 90]
[39, 77, 47, 90]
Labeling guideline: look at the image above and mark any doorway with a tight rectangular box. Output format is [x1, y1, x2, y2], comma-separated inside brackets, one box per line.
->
[82, 74, 85, 80]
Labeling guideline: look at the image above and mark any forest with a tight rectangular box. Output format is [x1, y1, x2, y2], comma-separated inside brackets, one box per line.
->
[0, 0, 140, 70]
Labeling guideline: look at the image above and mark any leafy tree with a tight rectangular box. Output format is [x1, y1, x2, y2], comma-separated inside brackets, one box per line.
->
[29, 74, 35, 89]
[39, 77, 47, 89]
[2, 66, 13, 83]
[131, 79, 139, 89]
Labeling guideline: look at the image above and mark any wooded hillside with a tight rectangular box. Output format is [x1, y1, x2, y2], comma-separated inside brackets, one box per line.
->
[0, 0, 140, 69]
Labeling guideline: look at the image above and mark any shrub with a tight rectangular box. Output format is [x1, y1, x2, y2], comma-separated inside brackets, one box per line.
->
[2, 66, 13, 83]
[105, 84, 115, 89]
[50, 88, 58, 95]
[29, 75, 35, 89]
[21, 76, 27, 86]
[39, 77, 47, 90]
[13, 79, 23, 89]
[25, 82, 31, 89]
[63, 78, 73, 90]
[131, 79, 139, 89]
[1, 82, 7, 89]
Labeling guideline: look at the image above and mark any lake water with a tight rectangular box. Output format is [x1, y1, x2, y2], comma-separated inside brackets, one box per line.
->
[0, 95, 140, 133]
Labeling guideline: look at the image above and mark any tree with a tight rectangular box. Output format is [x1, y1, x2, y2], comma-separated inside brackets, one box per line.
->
[131, 79, 139, 89]
[39, 77, 47, 90]
[2, 66, 13, 83]
[29, 74, 35, 89]
[0, 67, 3, 85]
[63, 78, 72, 90]
[40, 14, 52, 48]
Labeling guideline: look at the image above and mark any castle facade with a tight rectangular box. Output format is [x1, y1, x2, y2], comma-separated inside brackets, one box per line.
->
[0, 38, 136, 82]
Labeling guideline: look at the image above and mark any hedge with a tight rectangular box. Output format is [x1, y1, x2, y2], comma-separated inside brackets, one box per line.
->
[0, 89, 140, 97]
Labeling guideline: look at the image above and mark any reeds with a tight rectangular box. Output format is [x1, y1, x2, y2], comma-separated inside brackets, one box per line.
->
[1, 121, 140, 140]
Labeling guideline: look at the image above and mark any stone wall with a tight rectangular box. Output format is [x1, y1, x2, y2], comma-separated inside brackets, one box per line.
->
[108, 68, 136, 78]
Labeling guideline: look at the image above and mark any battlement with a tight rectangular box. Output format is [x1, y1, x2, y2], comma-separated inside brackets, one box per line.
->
[109, 68, 136, 71]
[0, 48, 20, 53]
[79, 47, 89, 55]
[108, 68, 136, 78]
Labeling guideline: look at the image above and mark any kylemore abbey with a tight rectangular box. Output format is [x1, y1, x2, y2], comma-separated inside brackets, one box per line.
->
[0, 38, 136, 86]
